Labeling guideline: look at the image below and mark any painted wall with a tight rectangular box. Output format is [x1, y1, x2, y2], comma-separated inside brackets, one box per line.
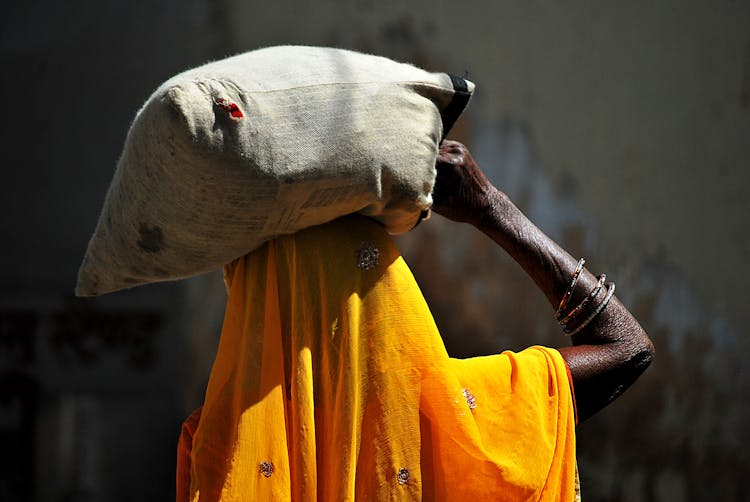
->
[0, 1, 214, 500]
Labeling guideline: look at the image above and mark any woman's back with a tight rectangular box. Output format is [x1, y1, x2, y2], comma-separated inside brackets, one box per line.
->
[182, 215, 577, 501]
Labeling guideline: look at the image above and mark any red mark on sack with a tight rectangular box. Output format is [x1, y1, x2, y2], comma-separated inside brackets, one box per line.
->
[214, 97, 244, 119]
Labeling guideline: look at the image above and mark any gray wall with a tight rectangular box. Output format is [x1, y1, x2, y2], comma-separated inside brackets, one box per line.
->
[1, 1, 213, 500]
[1, 1, 748, 500]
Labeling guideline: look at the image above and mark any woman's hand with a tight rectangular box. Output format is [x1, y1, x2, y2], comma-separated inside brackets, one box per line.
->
[431, 140, 498, 225]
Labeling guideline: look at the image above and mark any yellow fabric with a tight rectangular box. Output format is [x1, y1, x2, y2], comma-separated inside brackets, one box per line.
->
[189, 215, 577, 501]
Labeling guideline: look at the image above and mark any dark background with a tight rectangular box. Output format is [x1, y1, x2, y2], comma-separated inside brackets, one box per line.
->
[1, 1, 748, 500]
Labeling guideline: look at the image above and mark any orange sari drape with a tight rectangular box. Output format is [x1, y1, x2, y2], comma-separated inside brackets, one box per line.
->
[179, 215, 577, 501]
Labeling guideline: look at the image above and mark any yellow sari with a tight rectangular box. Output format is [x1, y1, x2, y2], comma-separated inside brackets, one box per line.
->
[182, 215, 577, 501]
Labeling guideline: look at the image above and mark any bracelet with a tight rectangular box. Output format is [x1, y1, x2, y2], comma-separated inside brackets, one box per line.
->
[564, 282, 616, 336]
[554, 258, 585, 320]
[559, 273, 606, 326]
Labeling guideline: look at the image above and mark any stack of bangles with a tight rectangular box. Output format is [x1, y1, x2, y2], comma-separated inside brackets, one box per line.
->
[554, 258, 616, 336]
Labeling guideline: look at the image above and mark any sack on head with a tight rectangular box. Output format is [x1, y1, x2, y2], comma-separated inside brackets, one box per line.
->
[75, 46, 474, 296]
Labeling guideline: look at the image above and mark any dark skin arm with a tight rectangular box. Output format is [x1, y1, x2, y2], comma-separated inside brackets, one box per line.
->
[432, 140, 654, 422]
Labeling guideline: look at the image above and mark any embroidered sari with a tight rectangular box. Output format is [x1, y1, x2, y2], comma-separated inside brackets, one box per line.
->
[178, 215, 577, 501]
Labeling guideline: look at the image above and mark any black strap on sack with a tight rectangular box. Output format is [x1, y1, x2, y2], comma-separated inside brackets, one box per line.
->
[440, 75, 472, 139]
[413, 74, 473, 231]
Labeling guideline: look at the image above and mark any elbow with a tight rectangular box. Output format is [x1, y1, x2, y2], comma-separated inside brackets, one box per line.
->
[641, 331, 655, 367]
[634, 336, 654, 372]
[626, 327, 654, 375]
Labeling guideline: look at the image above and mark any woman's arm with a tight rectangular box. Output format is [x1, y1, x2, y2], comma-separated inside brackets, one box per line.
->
[432, 140, 654, 421]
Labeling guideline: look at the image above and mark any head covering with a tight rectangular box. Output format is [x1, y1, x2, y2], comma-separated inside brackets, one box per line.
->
[184, 215, 577, 501]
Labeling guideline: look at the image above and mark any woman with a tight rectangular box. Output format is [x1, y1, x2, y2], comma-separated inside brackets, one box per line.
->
[176, 140, 654, 501]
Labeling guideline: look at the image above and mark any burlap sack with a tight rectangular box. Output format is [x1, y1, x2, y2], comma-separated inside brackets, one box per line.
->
[76, 46, 474, 296]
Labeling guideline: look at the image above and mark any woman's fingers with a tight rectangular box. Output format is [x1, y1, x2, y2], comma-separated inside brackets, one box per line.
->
[432, 140, 496, 224]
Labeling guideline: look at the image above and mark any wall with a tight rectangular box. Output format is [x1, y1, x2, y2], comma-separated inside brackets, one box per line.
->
[0, 1, 215, 500]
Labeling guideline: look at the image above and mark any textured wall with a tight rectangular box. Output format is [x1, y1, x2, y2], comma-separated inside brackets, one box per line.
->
[0, 1, 215, 500]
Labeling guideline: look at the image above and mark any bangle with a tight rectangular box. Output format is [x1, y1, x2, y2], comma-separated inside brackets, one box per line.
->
[564, 282, 616, 336]
[554, 258, 585, 320]
[559, 274, 606, 326]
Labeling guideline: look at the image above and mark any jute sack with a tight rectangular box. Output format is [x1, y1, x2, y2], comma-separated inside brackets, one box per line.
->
[76, 46, 474, 296]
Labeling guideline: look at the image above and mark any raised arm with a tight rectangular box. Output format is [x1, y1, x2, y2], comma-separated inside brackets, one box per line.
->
[432, 140, 654, 421]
